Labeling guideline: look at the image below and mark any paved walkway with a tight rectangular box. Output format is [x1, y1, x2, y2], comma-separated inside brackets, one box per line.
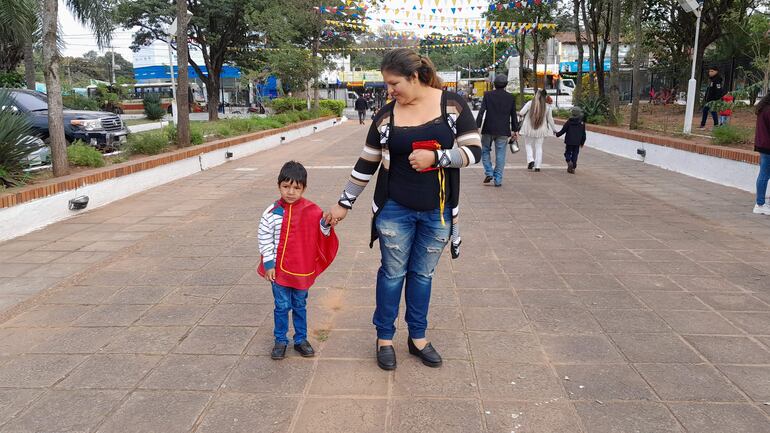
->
[1, 121, 769, 433]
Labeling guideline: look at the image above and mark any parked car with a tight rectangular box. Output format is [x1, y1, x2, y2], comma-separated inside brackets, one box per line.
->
[3, 89, 130, 152]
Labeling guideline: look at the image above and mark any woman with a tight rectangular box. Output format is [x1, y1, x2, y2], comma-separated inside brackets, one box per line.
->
[518, 89, 557, 172]
[753, 93, 770, 215]
[324, 49, 481, 371]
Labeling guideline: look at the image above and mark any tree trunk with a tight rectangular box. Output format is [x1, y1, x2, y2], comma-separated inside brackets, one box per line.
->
[580, 0, 595, 91]
[42, 0, 68, 177]
[629, 0, 643, 129]
[533, 30, 540, 91]
[312, 37, 319, 109]
[518, 32, 526, 96]
[573, 0, 583, 104]
[24, 40, 35, 90]
[205, 74, 220, 121]
[608, 0, 621, 123]
[176, 0, 190, 146]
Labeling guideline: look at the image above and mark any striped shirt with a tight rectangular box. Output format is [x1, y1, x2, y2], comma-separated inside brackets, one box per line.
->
[258, 202, 331, 270]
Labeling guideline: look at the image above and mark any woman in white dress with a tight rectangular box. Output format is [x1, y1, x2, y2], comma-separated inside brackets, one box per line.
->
[518, 89, 556, 172]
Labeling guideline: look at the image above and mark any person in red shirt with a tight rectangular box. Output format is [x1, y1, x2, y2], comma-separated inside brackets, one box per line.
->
[719, 93, 734, 126]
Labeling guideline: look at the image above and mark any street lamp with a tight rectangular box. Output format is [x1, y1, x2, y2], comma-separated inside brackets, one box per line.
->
[680, 0, 703, 134]
[167, 11, 193, 126]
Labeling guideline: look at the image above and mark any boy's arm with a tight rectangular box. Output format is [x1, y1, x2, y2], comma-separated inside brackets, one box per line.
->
[580, 124, 587, 146]
[555, 122, 567, 138]
[258, 209, 277, 269]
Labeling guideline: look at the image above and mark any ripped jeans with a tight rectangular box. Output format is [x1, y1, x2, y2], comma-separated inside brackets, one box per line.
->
[373, 199, 451, 340]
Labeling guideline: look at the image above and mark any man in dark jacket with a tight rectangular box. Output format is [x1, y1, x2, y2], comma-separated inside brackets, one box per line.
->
[555, 106, 587, 174]
[700, 66, 724, 129]
[354, 94, 368, 125]
[475, 74, 519, 187]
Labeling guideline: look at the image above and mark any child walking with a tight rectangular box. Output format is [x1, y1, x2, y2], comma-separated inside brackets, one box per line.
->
[258, 161, 339, 360]
[555, 107, 587, 174]
[719, 92, 734, 126]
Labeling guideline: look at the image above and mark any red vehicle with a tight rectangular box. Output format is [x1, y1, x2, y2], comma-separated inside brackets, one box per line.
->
[87, 83, 207, 114]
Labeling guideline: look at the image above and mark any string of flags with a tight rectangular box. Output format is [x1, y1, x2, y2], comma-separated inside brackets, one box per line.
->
[316, 0, 553, 15]
[324, 18, 555, 34]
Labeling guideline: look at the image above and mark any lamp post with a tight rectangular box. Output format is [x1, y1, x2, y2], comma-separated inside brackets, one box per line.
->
[681, 0, 703, 135]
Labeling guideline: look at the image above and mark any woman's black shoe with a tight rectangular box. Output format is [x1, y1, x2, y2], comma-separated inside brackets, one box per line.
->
[376, 342, 397, 370]
[408, 338, 442, 368]
[527, 161, 535, 170]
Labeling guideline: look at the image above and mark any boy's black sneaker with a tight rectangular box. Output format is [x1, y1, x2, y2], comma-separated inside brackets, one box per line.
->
[527, 161, 534, 170]
[567, 162, 575, 173]
[534, 168, 541, 172]
[271, 343, 287, 360]
[294, 340, 315, 357]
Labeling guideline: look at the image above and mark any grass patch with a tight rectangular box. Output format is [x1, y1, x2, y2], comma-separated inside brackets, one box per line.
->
[127, 131, 169, 155]
[67, 141, 105, 167]
[711, 124, 753, 146]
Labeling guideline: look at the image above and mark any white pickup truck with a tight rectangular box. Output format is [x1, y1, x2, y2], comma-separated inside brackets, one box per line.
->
[523, 79, 575, 96]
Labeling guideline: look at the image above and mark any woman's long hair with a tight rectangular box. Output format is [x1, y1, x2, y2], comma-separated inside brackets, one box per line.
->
[529, 89, 548, 129]
[756, 93, 770, 115]
[381, 48, 443, 90]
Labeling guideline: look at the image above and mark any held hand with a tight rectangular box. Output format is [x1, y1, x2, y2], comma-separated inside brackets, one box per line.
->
[409, 149, 437, 172]
[264, 268, 276, 282]
[323, 204, 349, 226]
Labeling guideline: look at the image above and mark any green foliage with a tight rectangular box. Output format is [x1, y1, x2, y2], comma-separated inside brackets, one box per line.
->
[711, 124, 753, 145]
[216, 124, 234, 138]
[127, 131, 168, 155]
[67, 141, 105, 167]
[63, 93, 100, 110]
[553, 108, 572, 119]
[511, 93, 534, 107]
[0, 72, 25, 88]
[586, 114, 607, 125]
[190, 125, 204, 145]
[319, 99, 344, 116]
[0, 90, 39, 187]
[271, 97, 307, 113]
[578, 94, 609, 123]
[143, 93, 165, 121]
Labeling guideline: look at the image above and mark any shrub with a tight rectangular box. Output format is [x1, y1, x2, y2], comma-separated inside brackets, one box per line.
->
[164, 123, 178, 145]
[190, 124, 204, 145]
[67, 141, 105, 167]
[0, 72, 25, 88]
[586, 114, 607, 125]
[511, 93, 534, 107]
[63, 93, 100, 111]
[270, 97, 306, 113]
[216, 124, 234, 138]
[552, 108, 572, 119]
[0, 90, 40, 187]
[711, 124, 752, 145]
[319, 99, 345, 116]
[226, 118, 252, 134]
[319, 108, 336, 117]
[578, 94, 609, 121]
[143, 94, 166, 121]
[127, 131, 169, 155]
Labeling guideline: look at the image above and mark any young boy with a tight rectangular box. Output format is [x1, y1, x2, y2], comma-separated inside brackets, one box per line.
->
[719, 92, 734, 126]
[555, 106, 587, 174]
[258, 161, 339, 360]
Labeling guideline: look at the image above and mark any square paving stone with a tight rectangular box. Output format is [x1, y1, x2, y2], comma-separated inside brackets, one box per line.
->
[609, 333, 702, 363]
[454, 272, 509, 289]
[462, 307, 528, 331]
[540, 334, 624, 363]
[103, 326, 189, 354]
[42, 285, 123, 304]
[331, 306, 376, 329]
[105, 286, 176, 304]
[508, 273, 570, 291]
[133, 270, 192, 286]
[57, 354, 161, 389]
[185, 267, 249, 286]
[196, 393, 298, 433]
[566, 274, 625, 291]
[392, 359, 476, 398]
[220, 284, 273, 304]
[200, 304, 271, 326]
[320, 329, 373, 359]
[668, 275, 745, 292]
[634, 291, 710, 310]
[309, 360, 389, 397]
[3, 389, 125, 433]
[73, 304, 151, 326]
[457, 289, 517, 307]
[482, 401, 581, 433]
[96, 390, 211, 433]
[574, 290, 647, 309]
[696, 293, 770, 311]
[718, 365, 770, 401]
[390, 398, 483, 433]
[174, 326, 256, 355]
[474, 362, 563, 401]
[591, 310, 671, 333]
[517, 291, 582, 308]
[0, 389, 43, 425]
[0, 354, 86, 387]
[0, 263, 41, 278]
[635, 363, 745, 402]
[294, 398, 386, 433]
[573, 401, 682, 433]
[645, 260, 710, 275]
[468, 331, 545, 363]
[556, 364, 656, 401]
[667, 402, 770, 433]
[721, 312, 770, 334]
[657, 311, 743, 334]
[30, 327, 122, 353]
[526, 307, 604, 334]
[684, 335, 770, 364]
[0, 328, 56, 355]
[225, 356, 314, 395]
[137, 305, 210, 326]
[616, 275, 681, 291]
[397, 329, 470, 360]
[140, 354, 238, 391]
[4, 304, 93, 327]
[160, 285, 231, 305]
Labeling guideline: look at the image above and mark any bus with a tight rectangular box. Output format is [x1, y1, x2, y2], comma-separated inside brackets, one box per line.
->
[87, 83, 207, 114]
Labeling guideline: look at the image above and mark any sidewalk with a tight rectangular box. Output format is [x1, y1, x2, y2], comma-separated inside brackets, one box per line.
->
[0, 121, 769, 432]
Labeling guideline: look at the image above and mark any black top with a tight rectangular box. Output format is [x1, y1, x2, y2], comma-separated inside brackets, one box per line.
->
[705, 75, 725, 102]
[475, 88, 520, 136]
[388, 117, 455, 211]
[555, 117, 587, 147]
[355, 97, 368, 111]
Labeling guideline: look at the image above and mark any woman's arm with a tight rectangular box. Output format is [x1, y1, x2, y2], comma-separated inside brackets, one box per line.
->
[547, 107, 557, 133]
[336, 116, 385, 210]
[434, 94, 481, 169]
[518, 100, 531, 117]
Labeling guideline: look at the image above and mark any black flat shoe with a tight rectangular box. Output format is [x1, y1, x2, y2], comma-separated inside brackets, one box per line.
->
[408, 338, 442, 368]
[294, 340, 315, 357]
[483, 175, 493, 184]
[534, 168, 541, 172]
[451, 240, 461, 259]
[271, 343, 287, 360]
[527, 161, 534, 170]
[376, 342, 397, 370]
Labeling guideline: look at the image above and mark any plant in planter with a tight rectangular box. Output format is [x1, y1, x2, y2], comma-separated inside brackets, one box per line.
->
[143, 94, 166, 121]
[0, 91, 42, 188]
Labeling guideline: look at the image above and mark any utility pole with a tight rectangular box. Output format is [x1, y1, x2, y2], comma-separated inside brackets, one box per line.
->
[111, 48, 116, 84]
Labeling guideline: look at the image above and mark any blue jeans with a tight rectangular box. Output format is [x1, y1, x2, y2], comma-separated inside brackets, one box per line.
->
[757, 153, 770, 206]
[481, 134, 508, 185]
[272, 282, 309, 345]
[719, 115, 730, 126]
[565, 145, 581, 167]
[373, 200, 451, 340]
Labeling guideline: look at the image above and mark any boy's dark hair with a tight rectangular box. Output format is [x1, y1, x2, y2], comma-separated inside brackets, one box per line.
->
[278, 161, 307, 187]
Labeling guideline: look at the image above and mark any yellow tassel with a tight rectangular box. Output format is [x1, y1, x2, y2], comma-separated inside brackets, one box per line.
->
[438, 167, 446, 226]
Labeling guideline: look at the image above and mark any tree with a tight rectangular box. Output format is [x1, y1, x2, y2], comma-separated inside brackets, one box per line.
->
[629, 0, 644, 129]
[573, 0, 584, 103]
[175, 0, 190, 147]
[116, 0, 259, 121]
[608, 0, 621, 123]
[0, 0, 37, 74]
[582, 0, 613, 97]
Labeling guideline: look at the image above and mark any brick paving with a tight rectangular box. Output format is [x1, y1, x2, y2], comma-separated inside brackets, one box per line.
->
[1, 120, 769, 432]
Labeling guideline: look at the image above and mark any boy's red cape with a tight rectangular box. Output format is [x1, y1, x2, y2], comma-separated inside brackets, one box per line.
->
[257, 198, 339, 290]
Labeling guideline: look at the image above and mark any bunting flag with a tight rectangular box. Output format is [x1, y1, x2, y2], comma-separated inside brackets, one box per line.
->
[325, 18, 555, 34]
[255, 40, 517, 53]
